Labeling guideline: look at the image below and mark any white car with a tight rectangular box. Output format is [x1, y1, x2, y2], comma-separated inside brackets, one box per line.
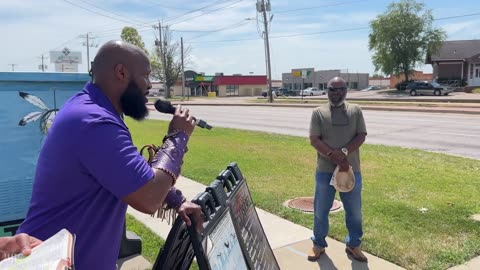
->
[301, 87, 326, 96]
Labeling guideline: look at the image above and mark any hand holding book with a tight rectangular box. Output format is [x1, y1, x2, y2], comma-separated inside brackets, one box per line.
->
[0, 229, 74, 270]
[0, 233, 42, 261]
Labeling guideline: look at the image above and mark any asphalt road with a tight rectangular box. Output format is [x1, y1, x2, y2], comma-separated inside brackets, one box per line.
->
[148, 106, 480, 160]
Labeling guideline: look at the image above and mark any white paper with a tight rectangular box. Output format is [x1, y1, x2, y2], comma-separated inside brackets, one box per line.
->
[0, 229, 72, 270]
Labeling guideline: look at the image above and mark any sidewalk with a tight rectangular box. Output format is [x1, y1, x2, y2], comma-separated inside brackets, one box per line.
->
[150, 98, 480, 115]
[127, 176, 405, 270]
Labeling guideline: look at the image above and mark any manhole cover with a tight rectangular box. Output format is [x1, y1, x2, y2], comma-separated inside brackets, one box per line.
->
[285, 197, 343, 213]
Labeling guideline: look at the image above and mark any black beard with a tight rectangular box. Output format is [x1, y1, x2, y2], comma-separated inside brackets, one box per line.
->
[120, 80, 148, 121]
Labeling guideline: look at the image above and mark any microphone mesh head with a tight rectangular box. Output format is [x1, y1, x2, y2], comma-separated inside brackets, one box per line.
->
[154, 99, 175, 114]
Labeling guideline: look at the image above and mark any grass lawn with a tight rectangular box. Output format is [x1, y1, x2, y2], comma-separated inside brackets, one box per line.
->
[127, 118, 480, 270]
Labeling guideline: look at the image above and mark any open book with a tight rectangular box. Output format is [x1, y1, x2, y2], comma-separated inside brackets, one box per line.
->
[0, 229, 75, 270]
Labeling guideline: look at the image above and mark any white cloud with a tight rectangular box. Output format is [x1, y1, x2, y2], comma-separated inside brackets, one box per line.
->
[1, 0, 478, 78]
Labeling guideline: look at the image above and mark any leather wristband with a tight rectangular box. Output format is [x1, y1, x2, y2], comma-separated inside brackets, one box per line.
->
[164, 187, 186, 210]
[150, 130, 189, 185]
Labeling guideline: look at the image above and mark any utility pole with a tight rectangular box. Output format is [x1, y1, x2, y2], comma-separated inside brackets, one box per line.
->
[257, 0, 273, 103]
[155, 22, 169, 98]
[181, 37, 185, 101]
[38, 55, 47, 72]
[81, 33, 97, 73]
[8, 64, 16, 72]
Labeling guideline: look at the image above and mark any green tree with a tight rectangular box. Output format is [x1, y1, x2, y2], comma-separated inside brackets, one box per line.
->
[371, 73, 385, 79]
[120, 27, 148, 55]
[368, 0, 446, 83]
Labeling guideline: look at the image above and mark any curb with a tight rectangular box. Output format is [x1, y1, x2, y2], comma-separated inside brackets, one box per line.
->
[148, 102, 480, 115]
[266, 97, 480, 103]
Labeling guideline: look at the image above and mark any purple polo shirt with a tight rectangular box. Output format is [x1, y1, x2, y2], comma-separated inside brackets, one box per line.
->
[17, 82, 154, 270]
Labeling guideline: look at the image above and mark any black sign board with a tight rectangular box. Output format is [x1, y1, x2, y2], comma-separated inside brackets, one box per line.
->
[228, 181, 278, 270]
[153, 163, 279, 270]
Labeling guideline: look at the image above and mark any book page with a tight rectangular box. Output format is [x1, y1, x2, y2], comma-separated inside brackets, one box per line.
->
[0, 229, 73, 270]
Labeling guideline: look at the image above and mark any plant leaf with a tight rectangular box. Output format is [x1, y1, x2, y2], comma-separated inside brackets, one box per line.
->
[19, 92, 49, 110]
[18, 111, 43, 126]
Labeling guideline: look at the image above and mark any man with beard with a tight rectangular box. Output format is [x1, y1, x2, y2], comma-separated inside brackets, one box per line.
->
[16, 40, 203, 269]
[307, 77, 368, 262]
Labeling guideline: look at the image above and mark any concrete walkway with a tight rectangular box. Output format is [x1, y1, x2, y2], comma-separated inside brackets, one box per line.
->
[128, 176, 405, 270]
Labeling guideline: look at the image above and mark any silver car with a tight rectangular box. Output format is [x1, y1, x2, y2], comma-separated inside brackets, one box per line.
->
[301, 87, 326, 96]
[406, 81, 454, 96]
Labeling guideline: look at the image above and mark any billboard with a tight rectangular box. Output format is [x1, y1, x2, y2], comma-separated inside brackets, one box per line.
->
[54, 63, 78, 73]
[50, 48, 81, 72]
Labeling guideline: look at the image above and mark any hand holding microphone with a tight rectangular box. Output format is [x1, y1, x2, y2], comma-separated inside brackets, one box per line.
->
[154, 100, 213, 131]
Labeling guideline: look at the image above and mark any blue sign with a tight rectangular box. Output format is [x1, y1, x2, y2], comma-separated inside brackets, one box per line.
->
[0, 72, 90, 236]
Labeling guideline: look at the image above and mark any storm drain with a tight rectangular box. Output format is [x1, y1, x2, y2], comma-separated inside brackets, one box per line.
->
[284, 197, 343, 213]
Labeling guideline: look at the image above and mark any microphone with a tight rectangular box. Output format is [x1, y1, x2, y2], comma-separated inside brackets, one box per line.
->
[154, 99, 213, 130]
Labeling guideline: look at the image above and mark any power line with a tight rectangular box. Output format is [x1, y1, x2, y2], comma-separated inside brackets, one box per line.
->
[435, 12, 480, 20]
[93, 27, 154, 39]
[74, 0, 145, 24]
[186, 11, 480, 44]
[274, 0, 366, 13]
[187, 20, 251, 41]
[89, 0, 237, 36]
[143, 0, 204, 11]
[62, 0, 138, 25]
[167, 0, 245, 26]
[164, 0, 232, 23]
[271, 26, 369, 39]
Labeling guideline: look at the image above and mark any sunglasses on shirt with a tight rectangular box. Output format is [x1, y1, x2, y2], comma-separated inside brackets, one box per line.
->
[327, 87, 347, 93]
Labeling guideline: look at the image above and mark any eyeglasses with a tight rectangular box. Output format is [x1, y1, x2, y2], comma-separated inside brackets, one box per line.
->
[327, 87, 347, 93]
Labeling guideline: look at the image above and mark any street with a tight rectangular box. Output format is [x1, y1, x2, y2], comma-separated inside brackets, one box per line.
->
[148, 106, 480, 160]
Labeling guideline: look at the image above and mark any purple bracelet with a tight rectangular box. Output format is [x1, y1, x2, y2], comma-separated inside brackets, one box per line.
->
[150, 130, 189, 184]
[165, 187, 186, 210]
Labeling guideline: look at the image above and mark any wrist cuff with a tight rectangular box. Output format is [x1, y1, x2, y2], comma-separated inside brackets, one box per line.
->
[150, 130, 189, 184]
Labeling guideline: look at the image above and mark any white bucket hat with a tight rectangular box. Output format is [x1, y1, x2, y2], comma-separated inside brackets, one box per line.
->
[330, 165, 355, 192]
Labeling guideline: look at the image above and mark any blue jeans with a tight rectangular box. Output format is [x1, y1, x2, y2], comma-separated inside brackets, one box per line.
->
[311, 171, 363, 248]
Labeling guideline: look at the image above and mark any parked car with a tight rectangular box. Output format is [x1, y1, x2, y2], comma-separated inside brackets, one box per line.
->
[301, 87, 326, 96]
[406, 81, 453, 96]
[261, 89, 277, 97]
[395, 81, 411, 90]
[277, 88, 298, 96]
[361, 85, 380, 91]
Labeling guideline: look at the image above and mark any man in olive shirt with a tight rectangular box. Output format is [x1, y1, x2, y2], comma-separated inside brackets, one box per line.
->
[308, 77, 368, 262]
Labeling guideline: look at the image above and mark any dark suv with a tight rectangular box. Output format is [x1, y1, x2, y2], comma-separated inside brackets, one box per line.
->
[405, 81, 453, 96]
[277, 88, 299, 96]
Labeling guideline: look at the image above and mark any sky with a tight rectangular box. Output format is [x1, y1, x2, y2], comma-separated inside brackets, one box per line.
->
[1, 0, 479, 79]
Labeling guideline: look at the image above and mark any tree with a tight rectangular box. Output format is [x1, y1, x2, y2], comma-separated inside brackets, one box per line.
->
[368, 0, 446, 83]
[151, 26, 191, 99]
[371, 73, 385, 79]
[120, 27, 148, 55]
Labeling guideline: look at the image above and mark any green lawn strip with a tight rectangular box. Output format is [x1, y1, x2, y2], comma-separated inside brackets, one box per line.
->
[126, 214, 199, 270]
[127, 119, 480, 270]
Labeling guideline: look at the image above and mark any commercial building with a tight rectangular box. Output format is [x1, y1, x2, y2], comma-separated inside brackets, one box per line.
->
[427, 39, 480, 88]
[172, 71, 267, 97]
[282, 68, 369, 90]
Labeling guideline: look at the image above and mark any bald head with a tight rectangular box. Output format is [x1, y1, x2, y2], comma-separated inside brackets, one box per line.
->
[91, 40, 150, 83]
[327, 77, 347, 89]
[89, 40, 152, 120]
